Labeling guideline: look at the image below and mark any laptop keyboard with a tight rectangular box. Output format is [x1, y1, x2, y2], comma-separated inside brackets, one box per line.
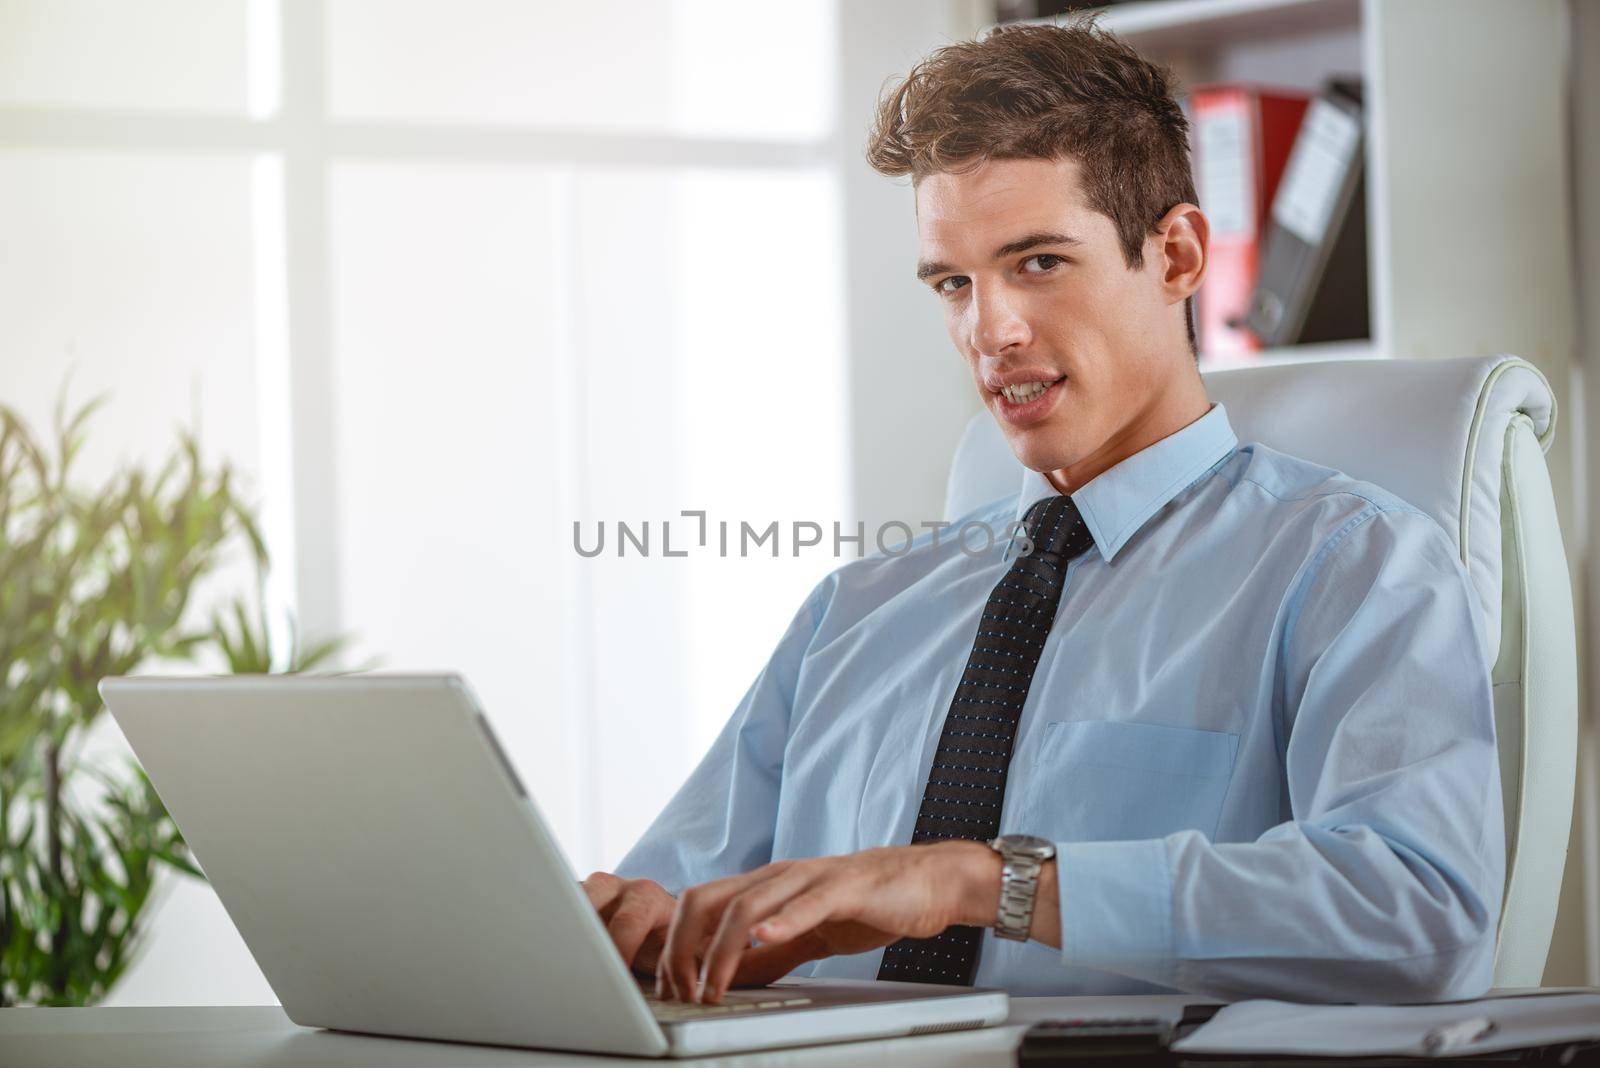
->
[643, 988, 814, 1021]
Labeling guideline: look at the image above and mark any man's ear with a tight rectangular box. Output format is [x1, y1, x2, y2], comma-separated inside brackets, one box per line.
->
[1153, 202, 1208, 304]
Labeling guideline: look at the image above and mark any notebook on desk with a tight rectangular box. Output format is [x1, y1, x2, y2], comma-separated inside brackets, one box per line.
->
[1170, 990, 1600, 1063]
[99, 673, 1008, 1058]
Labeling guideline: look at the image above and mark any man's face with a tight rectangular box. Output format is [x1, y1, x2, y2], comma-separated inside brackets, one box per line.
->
[915, 156, 1188, 476]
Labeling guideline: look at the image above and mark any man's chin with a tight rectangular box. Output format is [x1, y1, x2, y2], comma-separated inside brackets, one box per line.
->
[998, 422, 1076, 475]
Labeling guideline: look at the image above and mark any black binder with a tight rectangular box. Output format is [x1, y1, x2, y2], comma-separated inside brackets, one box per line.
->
[1241, 79, 1369, 348]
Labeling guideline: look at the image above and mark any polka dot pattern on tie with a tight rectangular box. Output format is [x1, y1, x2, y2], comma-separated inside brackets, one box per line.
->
[876, 494, 1095, 986]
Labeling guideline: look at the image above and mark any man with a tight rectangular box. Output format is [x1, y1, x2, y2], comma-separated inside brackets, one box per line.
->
[583, 22, 1502, 1006]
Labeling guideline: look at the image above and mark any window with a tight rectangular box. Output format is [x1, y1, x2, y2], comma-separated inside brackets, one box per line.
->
[1, 0, 847, 1003]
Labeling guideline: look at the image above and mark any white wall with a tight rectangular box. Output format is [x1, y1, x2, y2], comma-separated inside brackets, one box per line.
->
[1549, 0, 1600, 988]
[836, 1, 988, 532]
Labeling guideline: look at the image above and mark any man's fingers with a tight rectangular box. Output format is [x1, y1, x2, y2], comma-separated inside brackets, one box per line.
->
[662, 884, 722, 1002]
[660, 886, 697, 1001]
[661, 864, 793, 1001]
[582, 871, 623, 917]
[583, 875, 675, 974]
[732, 933, 831, 988]
[633, 928, 666, 975]
[749, 887, 840, 948]
[700, 871, 823, 1002]
[608, 899, 667, 971]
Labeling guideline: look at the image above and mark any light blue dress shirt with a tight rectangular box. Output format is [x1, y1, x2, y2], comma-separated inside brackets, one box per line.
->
[617, 403, 1504, 1003]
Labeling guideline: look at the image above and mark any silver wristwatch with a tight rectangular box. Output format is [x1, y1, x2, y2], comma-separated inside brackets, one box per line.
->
[988, 834, 1056, 941]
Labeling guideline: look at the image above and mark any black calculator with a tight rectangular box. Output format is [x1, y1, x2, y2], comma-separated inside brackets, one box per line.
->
[1017, 1016, 1174, 1065]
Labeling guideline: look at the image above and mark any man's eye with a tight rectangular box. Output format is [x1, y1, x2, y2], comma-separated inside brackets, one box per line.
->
[935, 276, 969, 296]
[1023, 253, 1063, 274]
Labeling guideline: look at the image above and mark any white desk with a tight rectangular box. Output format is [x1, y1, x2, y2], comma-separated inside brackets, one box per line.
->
[0, 995, 1198, 1067]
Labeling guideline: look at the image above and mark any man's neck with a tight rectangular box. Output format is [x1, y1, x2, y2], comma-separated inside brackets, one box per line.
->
[1045, 372, 1212, 496]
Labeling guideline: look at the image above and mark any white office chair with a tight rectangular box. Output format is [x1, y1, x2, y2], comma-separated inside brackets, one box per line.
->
[944, 354, 1578, 988]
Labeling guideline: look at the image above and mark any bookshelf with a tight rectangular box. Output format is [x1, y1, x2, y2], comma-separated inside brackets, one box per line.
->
[1017, 0, 1575, 388]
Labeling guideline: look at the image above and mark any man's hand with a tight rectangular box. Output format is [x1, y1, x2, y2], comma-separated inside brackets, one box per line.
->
[582, 871, 676, 976]
[657, 841, 1014, 1003]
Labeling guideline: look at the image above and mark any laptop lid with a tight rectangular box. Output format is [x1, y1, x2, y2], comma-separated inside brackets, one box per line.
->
[100, 673, 669, 1056]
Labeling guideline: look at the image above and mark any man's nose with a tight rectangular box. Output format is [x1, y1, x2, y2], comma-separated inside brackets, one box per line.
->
[968, 282, 1031, 356]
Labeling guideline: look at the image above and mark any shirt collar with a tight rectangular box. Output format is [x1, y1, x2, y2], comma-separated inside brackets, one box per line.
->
[1014, 402, 1238, 563]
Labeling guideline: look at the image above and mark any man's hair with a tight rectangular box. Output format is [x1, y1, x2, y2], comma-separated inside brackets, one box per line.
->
[866, 19, 1199, 355]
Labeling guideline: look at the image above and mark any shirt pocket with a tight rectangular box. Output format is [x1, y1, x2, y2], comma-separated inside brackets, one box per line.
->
[1018, 720, 1239, 843]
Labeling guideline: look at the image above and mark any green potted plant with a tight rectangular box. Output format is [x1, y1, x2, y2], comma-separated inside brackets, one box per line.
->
[0, 391, 349, 1006]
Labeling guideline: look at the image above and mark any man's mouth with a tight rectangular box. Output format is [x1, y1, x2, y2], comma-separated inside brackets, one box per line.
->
[993, 374, 1066, 405]
[1000, 380, 1053, 404]
[988, 374, 1066, 427]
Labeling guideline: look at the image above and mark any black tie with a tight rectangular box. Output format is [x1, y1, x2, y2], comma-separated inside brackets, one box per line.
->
[876, 494, 1094, 986]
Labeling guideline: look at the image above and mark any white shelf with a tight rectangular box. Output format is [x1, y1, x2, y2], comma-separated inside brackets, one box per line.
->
[1198, 339, 1382, 373]
[1022, 0, 1360, 51]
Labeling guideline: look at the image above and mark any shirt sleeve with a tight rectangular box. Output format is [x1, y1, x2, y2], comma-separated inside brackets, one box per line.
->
[1054, 507, 1506, 1003]
[612, 580, 828, 895]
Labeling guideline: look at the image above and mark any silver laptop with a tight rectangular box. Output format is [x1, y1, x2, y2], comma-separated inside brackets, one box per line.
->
[100, 673, 1007, 1057]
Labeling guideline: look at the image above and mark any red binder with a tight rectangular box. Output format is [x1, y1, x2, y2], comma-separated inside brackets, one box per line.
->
[1190, 85, 1310, 363]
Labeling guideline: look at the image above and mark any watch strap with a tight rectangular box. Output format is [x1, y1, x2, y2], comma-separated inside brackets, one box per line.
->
[995, 849, 1044, 941]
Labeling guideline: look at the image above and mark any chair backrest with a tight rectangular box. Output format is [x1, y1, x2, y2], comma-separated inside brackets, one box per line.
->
[944, 355, 1577, 987]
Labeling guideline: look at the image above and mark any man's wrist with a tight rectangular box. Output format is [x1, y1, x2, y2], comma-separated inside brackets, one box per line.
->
[930, 838, 1061, 945]
[942, 840, 1004, 927]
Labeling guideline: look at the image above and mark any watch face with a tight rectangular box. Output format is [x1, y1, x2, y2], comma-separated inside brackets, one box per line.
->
[992, 834, 1056, 859]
